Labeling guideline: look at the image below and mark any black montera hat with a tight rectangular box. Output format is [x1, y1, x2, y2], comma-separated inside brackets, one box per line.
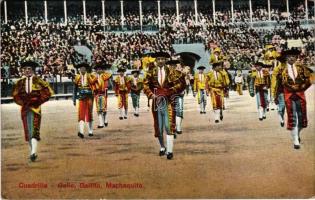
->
[254, 61, 265, 67]
[197, 66, 206, 70]
[131, 70, 140, 74]
[20, 61, 39, 70]
[74, 62, 91, 69]
[212, 61, 223, 68]
[94, 62, 111, 70]
[166, 60, 180, 65]
[117, 68, 126, 73]
[282, 48, 301, 56]
[152, 52, 171, 58]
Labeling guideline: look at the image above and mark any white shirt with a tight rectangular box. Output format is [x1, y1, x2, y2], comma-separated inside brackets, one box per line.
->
[97, 74, 102, 84]
[133, 77, 138, 86]
[120, 75, 125, 85]
[235, 76, 243, 83]
[214, 71, 218, 80]
[80, 73, 87, 86]
[25, 76, 33, 94]
[199, 73, 204, 83]
[258, 70, 263, 78]
[287, 63, 297, 82]
[158, 67, 165, 86]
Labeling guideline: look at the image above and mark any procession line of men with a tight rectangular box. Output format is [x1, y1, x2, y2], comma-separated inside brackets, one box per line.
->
[12, 59, 148, 162]
[12, 46, 313, 163]
[195, 44, 313, 150]
[73, 61, 148, 137]
[248, 46, 313, 150]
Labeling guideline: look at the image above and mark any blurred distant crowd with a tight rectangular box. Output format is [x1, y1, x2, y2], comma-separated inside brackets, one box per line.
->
[1, 0, 315, 81]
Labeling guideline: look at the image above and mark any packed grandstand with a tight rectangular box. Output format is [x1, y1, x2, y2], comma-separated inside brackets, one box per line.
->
[1, 0, 314, 90]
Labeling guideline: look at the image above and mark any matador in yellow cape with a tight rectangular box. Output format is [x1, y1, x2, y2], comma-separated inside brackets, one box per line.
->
[93, 62, 112, 128]
[271, 48, 313, 149]
[205, 61, 230, 123]
[264, 44, 281, 112]
[249, 61, 271, 121]
[143, 52, 186, 160]
[12, 61, 54, 162]
[193, 66, 207, 114]
[130, 69, 144, 117]
[73, 63, 98, 138]
[114, 66, 131, 120]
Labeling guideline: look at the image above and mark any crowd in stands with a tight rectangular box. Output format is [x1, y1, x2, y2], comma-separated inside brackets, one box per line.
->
[1, 0, 314, 82]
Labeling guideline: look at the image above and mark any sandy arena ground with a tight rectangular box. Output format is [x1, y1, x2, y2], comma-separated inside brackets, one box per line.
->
[1, 86, 315, 199]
